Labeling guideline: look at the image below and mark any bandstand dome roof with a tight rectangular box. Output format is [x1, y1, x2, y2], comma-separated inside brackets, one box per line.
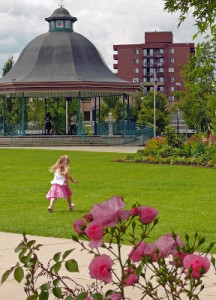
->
[0, 6, 140, 96]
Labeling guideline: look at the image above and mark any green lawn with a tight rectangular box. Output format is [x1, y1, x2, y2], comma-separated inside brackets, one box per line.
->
[0, 148, 215, 251]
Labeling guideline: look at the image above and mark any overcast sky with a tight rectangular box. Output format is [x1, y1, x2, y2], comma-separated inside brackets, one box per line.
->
[0, 0, 202, 76]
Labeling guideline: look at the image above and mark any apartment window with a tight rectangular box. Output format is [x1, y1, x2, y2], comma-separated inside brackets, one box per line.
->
[159, 86, 164, 92]
[158, 77, 164, 82]
[158, 49, 164, 54]
[149, 49, 154, 56]
[169, 58, 174, 63]
[143, 49, 147, 56]
[169, 77, 175, 82]
[133, 58, 139, 64]
[169, 86, 175, 91]
[168, 67, 174, 72]
[169, 48, 175, 54]
[158, 67, 164, 73]
[132, 78, 139, 83]
[133, 49, 139, 54]
[133, 68, 139, 73]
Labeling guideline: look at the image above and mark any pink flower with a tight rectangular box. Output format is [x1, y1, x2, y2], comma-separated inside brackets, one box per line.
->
[106, 293, 122, 300]
[73, 219, 86, 234]
[183, 254, 211, 279]
[129, 241, 147, 262]
[154, 234, 183, 258]
[123, 267, 139, 286]
[89, 254, 113, 283]
[131, 207, 139, 216]
[85, 221, 104, 249]
[90, 196, 126, 227]
[83, 213, 93, 223]
[138, 206, 158, 224]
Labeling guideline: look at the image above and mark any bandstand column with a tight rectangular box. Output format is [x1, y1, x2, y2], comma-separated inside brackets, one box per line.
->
[21, 93, 25, 136]
[77, 91, 82, 135]
[3, 96, 6, 136]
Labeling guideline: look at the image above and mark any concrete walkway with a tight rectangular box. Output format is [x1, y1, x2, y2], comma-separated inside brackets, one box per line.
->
[0, 146, 216, 299]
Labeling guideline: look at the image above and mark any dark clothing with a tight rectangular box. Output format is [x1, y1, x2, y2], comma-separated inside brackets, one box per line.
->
[45, 116, 52, 134]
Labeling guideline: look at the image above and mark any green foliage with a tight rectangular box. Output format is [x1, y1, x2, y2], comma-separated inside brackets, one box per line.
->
[137, 91, 169, 134]
[163, 0, 216, 39]
[164, 126, 184, 148]
[100, 96, 123, 122]
[179, 41, 216, 132]
[2, 56, 14, 76]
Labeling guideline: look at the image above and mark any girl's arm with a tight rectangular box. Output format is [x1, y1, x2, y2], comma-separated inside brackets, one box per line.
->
[67, 174, 78, 184]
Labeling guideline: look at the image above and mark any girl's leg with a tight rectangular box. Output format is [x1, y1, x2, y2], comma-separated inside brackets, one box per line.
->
[48, 198, 55, 212]
[67, 196, 75, 211]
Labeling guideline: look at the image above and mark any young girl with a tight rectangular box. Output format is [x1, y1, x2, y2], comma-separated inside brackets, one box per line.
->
[46, 155, 78, 212]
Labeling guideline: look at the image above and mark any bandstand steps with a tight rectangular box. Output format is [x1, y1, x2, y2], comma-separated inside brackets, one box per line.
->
[0, 135, 108, 147]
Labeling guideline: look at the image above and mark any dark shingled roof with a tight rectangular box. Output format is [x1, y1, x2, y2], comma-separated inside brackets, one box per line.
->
[0, 7, 140, 95]
[0, 31, 126, 83]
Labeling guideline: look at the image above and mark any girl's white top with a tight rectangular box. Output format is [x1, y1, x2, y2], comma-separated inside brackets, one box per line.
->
[50, 170, 66, 185]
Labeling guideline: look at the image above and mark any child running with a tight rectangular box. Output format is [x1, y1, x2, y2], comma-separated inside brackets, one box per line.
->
[46, 155, 78, 213]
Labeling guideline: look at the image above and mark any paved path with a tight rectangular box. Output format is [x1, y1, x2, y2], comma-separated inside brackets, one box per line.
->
[0, 146, 216, 299]
[0, 145, 141, 153]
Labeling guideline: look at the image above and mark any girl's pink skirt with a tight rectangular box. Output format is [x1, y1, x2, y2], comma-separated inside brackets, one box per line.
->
[46, 184, 72, 200]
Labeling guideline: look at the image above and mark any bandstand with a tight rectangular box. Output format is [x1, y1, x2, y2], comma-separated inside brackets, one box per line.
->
[0, 6, 152, 145]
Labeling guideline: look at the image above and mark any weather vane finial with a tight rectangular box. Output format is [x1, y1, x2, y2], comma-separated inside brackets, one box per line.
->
[59, 0, 64, 7]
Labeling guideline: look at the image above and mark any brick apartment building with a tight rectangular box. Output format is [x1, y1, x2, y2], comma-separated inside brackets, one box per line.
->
[113, 31, 195, 132]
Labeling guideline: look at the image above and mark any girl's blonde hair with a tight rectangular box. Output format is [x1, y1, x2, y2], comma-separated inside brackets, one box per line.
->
[50, 155, 70, 177]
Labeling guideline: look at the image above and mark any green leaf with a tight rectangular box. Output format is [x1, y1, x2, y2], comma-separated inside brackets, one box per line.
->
[53, 252, 61, 262]
[71, 235, 78, 242]
[27, 295, 38, 300]
[53, 287, 62, 298]
[1, 268, 14, 284]
[76, 292, 88, 300]
[14, 266, 24, 283]
[39, 290, 49, 300]
[27, 240, 36, 247]
[65, 296, 73, 300]
[65, 259, 79, 272]
[15, 243, 26, 253]
[93, 293, 103, 300]
[51, 262, 62, 274]
[40, 283, 50, 291]
[62, 249, 75, 260]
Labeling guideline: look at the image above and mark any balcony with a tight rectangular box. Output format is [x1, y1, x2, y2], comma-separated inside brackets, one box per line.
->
[113, 64, 118, 69]
[113, 54, 118, 60]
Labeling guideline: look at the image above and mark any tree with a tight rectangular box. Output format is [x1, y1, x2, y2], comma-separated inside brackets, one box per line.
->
[137, 91, 169, 134]
[179, 41, 216, 132]
[100, 96, 123, 122]
[163, 0, 216, 39]
[2, 56, 14, 76]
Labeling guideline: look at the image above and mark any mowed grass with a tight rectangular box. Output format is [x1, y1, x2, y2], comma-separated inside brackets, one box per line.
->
[0, 148, 216, 251]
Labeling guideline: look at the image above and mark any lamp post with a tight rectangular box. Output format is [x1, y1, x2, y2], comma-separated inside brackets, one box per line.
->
[176, 83, 181, 134]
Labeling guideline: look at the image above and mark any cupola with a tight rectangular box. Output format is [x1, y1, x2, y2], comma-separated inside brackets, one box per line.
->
[45, 6, 77, 32]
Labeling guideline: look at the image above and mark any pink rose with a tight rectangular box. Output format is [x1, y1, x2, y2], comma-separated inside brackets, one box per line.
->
[85, 221, 104, 249]
[89, 254, 113, 283]
[183, 254, 211, 279]
[129, 241, 147, 262]
[73, 219, 86, 234]
[106, 292, 122, 300]
[138, 206, 158, 224]
[123, 267, 139, 286]
[131, 207, 139, 216]
[90, 196, 126, 227]
[83, 213, 93, 223]
[154, 234, 182, 258]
